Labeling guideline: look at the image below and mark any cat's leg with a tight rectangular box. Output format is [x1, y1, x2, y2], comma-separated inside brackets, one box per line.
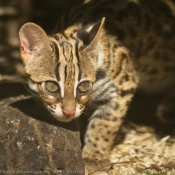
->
[82, 57, 138, 171]
[82, 96, 135, 171]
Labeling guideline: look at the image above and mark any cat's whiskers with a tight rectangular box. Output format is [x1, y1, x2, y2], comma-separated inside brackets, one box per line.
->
[23, 83, 47, 108]
[23, 82, 38, 98]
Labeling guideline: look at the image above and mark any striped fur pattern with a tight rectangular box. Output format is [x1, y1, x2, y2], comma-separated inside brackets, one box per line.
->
[19, 0, 175, 170]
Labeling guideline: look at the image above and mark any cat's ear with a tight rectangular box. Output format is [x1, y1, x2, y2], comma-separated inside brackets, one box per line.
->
[78, 17, 105, 48]
[19, 23, 49, 64]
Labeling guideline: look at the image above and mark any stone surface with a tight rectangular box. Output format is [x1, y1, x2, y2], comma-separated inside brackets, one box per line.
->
[0, 82, 84, 175]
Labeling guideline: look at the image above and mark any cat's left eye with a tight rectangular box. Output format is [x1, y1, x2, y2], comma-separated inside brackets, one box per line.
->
[43, 81, 59, 94]
[77, 81, 91, 94]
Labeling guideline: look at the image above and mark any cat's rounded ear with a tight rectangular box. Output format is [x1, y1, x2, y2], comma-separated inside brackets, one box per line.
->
[19, 23, 49, 64]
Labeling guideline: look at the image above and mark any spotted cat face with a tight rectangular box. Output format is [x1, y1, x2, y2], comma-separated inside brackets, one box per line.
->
[19, 18, 105, 122]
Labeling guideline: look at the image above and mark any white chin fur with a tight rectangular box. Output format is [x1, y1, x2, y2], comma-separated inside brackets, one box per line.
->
[52, 113, 76, 122]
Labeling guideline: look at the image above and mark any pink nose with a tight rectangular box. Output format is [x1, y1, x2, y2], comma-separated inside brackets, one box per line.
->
[62, 109, 75, 117]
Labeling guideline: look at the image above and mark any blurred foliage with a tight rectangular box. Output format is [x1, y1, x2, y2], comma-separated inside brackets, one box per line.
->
[0, 0, 83, 76]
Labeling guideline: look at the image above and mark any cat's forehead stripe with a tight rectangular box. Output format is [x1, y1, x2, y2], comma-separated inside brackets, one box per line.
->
[64, 65, 68, 81]
[51, 34, 80, 88]
[55, 62, 60, 81]
[59, 39, 79, 84]
[52, 35, 60, 41]
[62, 42, 73, 62]
[51, 40, 59, 61]
[75, 39, 81, 81]
[60, 31, 69, 40]
[78, 64, 81, 81]
[75, 39, 80, 63]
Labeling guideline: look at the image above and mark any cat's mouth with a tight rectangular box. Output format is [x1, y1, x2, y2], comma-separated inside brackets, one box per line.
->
[47, 105, 82, 122]
[51, 112, 80, 122]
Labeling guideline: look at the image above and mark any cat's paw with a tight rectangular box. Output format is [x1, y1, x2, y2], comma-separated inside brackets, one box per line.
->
[82, 145, 107, 159]
[82, 145, 112, 172]
[84, 158, 111, 172]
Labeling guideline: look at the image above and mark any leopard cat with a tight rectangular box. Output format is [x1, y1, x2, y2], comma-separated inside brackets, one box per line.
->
[19, 0, 175, 171]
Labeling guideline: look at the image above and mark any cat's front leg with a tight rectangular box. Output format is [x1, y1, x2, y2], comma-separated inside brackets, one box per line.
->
[82, 73, 138, 171]
[82, 97, 130, 171]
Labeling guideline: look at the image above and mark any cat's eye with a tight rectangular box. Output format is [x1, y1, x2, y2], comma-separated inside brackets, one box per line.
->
[44, 81, 59, 94]
[77, 81, 91, 94]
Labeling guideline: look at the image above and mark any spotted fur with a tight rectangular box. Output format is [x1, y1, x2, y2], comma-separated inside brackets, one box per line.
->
[19, 0, 175, 170]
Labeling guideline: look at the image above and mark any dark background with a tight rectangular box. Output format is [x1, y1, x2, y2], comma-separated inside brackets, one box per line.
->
[0, 0, 83, 76]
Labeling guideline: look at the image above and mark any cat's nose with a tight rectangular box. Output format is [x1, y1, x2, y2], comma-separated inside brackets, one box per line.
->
[62, 109, 75, 117]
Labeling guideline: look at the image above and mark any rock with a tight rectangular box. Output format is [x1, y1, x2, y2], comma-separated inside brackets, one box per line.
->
[0, 82, 84, 175]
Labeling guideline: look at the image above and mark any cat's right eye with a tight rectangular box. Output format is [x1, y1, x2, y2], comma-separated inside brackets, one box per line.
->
[43, 81, 59, 94]
[77, 81, 91, 94]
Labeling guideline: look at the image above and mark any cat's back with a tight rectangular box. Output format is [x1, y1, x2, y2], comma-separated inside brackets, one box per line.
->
[57, 0, 175, 60]
[56, 0, 175, 92]
[57, 0, 175, 38]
